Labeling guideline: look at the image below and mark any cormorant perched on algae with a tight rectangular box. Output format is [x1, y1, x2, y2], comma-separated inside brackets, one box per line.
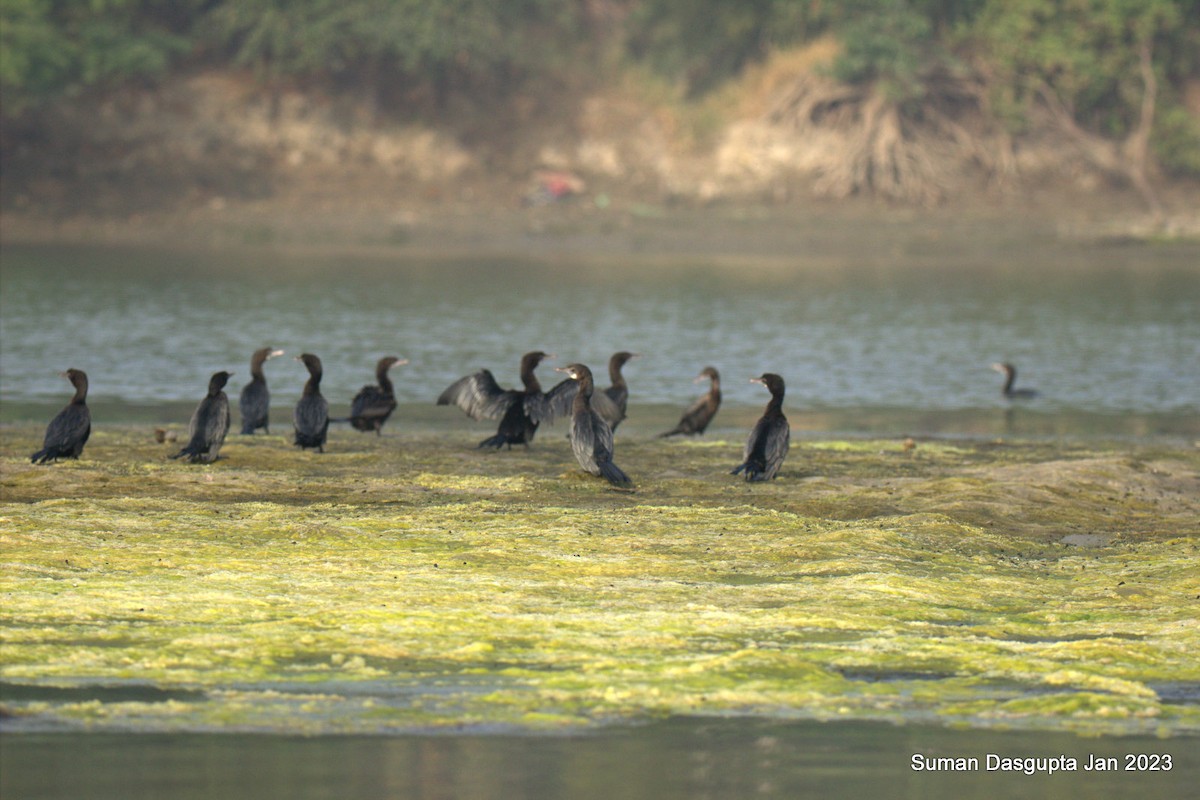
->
[556, 363, 633, 487]
[30, 369, 91, 464]
[660, 366, 721, 437]
[173, 371, 232, 463]
[239, 347, 284, 434]
[293, 353, 330, 452]
[348, 355, 408, 435]
[437, 351, 571, 449]
[731, 373, 789, 482]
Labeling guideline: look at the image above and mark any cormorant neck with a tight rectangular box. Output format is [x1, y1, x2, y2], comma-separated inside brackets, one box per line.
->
[521, 364, 542, 394]
[1002, 368, 1016, 395]
[304, 371, 322, 395]
[609, 360, 626, 389]
[765, 387, 784, 413]
[250, 354, 268, 381]
[71, 380, 88, 404]
[377, 368, 395, 396]
[572, 374, 594, 410]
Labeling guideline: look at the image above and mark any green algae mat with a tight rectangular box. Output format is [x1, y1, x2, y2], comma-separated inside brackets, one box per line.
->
[2, 424, 1198, 736]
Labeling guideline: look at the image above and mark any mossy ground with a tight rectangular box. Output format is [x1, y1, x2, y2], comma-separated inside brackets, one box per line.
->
[1, 423, 1198, 735]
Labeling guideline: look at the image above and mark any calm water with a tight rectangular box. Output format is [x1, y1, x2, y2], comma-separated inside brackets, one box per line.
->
[3, 718, 1197, 800]
[2, 241, 1198, 437]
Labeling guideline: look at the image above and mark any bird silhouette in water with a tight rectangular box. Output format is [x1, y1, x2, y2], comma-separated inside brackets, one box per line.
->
[30, 369, 92, 464]
[239, 347, 284, 434]
[437, 351, 572, 449]
[556, 363, 633, 488]
[991, 362, 1038, 400]
[660, 366, 721, 437]
[347, 355, 407, 435]
[731, 373, 789, 481]
[172, 371, 232, 463]
[293, 353, 330, 452]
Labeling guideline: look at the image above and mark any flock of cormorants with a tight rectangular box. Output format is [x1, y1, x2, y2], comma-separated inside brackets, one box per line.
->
[28, 349, 1036, 488]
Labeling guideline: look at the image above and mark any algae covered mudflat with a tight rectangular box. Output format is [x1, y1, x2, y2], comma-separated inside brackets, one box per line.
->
[1, 423, 1198, 735]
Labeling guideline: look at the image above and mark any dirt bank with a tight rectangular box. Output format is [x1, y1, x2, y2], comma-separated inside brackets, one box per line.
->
[3, 70, 1198, 258]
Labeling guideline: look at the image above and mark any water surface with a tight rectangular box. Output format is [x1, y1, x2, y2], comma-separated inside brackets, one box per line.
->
[2, 241, 1197, 438]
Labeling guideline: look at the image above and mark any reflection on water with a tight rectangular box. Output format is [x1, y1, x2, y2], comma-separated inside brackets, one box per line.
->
[3, 718, 1196, 800]
[1, 242, 1197, 438]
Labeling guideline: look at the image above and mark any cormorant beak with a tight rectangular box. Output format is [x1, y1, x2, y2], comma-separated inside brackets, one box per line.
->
[396, 358, 410, 366]
[268, 349, 285, 359]
[693, 373, 707, 383]
[749, 376, 765, 385]
[554, 366, 579, 379]
[990, 363, 1005, 373]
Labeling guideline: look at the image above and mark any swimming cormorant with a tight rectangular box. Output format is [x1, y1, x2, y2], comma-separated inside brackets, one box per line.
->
[992, 362, 1038, 400]
[660, 366, 721, 437]
[239, 347, 284, 434]
[557, 363, 633, 487]
[437, 351, 569, 449]
[294, 353, 330, 452]
[30, 369, 91, 464]
[172, 371, 232, 463]
[731, 373, 789, 481]
[349, 355, 408, 435]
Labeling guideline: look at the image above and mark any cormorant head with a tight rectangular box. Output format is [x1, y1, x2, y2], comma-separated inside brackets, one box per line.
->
[696, 366, 720, 383]
[377, 355, 409, 373]
[208, 371, 233, 394]
[296, 353, 323, 376]
[555, 363, 592, 383]
[751, 373, 785, 397]
[521, 351, 554, 371]
[61, 368, 89, 395]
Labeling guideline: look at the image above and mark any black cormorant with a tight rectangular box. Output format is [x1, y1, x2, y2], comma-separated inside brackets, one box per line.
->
[349, 355, 408, 435]
[294, 353, 330, 452]
[557, 363, 633, 487]
[437, 351, 569, 449]
[239, 347, 284, 434]
[30, 369, 91, 464]
[543, 351, 637, 432]
[601, 351, 639, 431]
[992, 362, 1038, 400]
[660, 366, 721, 437]
[731, 373, 789, 481]
[172, 371, 232, 463]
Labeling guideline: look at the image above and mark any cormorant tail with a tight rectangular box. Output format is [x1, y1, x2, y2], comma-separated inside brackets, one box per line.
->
[598, 461, 633, 487]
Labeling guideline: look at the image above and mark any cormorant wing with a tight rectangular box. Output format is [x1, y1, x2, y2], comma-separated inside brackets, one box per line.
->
[678, 393, 715, 433]
[437, 369, 517, 420]
[529, 377, 576, 424]
[590, 390, 623, 428]
[352, 385, 392, 419]
[44, 407, 91, 452]
[767, 418, 790, 469]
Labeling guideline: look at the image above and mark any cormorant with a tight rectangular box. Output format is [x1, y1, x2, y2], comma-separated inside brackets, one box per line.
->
[660, 366, 721, 437]
[992, 362, 1038, 400]
[239, 347, 284, 434]
[30, 369, 91, 464]
[731, 373, 789, 481]
[294, 353, 330, 452]
[556, 363, 633, 487]
[437, 351, 570, 449]
[601, 351, 638, 431]
[543, 351, 637, 432]
[172, 371, 232, 463]
[349, 355, 408, 435]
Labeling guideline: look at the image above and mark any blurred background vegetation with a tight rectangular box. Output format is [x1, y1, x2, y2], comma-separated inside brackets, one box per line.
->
[2, 0, 1198, 211]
